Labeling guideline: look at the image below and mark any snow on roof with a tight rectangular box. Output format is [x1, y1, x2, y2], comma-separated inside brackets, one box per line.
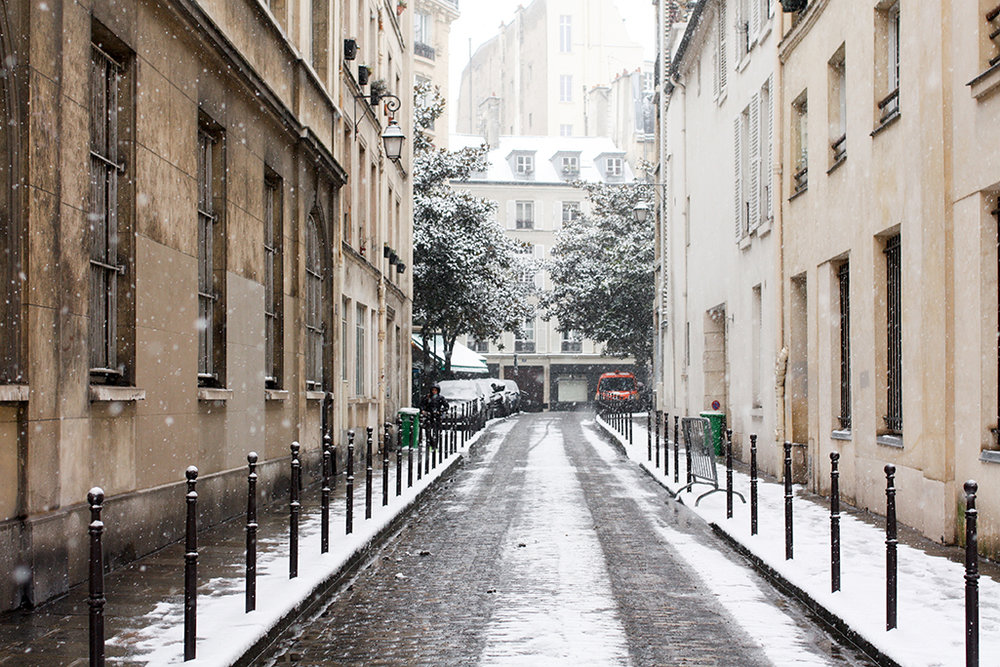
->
[449, 134, 635, 185]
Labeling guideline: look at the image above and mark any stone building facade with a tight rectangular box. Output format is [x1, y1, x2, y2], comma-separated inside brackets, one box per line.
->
[0, 0, 413, 611]
[413, 0, 459, 148]
[655, 0, 1000, 553]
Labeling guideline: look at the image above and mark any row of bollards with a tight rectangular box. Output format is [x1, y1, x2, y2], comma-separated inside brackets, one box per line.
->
[606, 410, 984, 667]
[86, 402, 489, 665]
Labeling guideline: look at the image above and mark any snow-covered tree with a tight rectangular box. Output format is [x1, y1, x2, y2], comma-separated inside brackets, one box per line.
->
[412, 82, 534, 380]
[542, 180, 655, 364]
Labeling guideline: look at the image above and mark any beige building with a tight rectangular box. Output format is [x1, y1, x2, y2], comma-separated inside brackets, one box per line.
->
[455, 0, 646, 141]
[0, 0, 413, 611]
[413, 0, 459, 148]
[657, 0, 1000, 553]
[451, 134, 640, 409]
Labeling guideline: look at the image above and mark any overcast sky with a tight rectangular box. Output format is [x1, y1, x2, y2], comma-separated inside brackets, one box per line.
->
[447, 0, 656, 131]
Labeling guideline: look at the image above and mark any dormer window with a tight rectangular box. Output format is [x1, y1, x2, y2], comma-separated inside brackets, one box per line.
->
[515, 154, 535, 175]
[561, 156, 579, 176]
[606, 157, 623, 177]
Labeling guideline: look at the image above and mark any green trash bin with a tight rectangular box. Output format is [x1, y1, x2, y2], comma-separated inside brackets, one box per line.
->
[699, 410, 727, 456]
[399, 407, 421, 449]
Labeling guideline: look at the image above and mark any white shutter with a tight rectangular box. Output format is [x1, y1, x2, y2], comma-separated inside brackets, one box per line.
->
[734, 116, 743, 240]
[751, 0, 761, 43]
[507, 200, 516, 230]
[749, 94, 761, 230]
[534, 244, 545, 290]
[766, 75, 774, 220]
[718, 3, 727, 94]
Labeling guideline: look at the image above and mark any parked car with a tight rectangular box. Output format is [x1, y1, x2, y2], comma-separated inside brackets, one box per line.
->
[594, 371, 640, 409]
[436, 380, 486, 427]
[500, 379, 522, 414]
[473, 378, 506, 417]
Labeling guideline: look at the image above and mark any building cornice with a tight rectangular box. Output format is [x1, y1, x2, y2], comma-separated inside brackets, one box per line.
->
[777, 0, 831, 64]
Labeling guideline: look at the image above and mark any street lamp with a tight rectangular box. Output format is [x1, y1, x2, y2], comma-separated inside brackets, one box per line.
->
[381, 119, 405, 162]
[353, 88, 405, 162]
[633, 201, 651, 223]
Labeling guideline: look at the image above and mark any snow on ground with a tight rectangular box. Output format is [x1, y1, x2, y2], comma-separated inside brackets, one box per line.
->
[479, 418, 632, 666]
[598, 414, 1000, 667]
[582, 418, 837, 666]
[106, 424, 495, 666]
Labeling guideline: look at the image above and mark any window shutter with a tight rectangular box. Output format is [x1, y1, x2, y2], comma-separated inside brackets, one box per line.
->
[749, 94, 761, 230]
[766, 75, 774, 220]
[534, 244, 545, 290]
[718, 4, 728, 94]
[734, 116, 743, 240]
[508, 200, 516, 229]
[751, 0, 761, 43]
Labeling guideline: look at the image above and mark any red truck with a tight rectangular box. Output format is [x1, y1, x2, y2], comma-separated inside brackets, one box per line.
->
[594, 371, 640, 408]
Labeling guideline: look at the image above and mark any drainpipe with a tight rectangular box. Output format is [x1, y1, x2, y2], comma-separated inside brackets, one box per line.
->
[774, 15, 788, 452]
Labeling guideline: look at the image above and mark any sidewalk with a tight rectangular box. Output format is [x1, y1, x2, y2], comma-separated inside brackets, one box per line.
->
[0, 424, 497, 666]
[599, 413, 1000, 667]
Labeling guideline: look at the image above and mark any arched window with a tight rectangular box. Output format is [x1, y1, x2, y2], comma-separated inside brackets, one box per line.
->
[305, 211, 324, 391]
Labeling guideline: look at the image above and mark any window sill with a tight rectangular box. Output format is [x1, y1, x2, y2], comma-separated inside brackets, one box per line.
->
[831, 429, 852, 442]
[876, 434, 904, 449]
[0, 384, 28, 402]
[870, 110, 900, 137]
[265, 389, 289, 401]
[979, 450, 1000, 465]
[788, 186, 808, 202]
[197, 387, 233, 402]
[306, 390, 327, 401]
[968, 62, 1000, 101]
[738, 234, 751, 250]
[90, 385, 146, 402]
[827, 154, 847, 174]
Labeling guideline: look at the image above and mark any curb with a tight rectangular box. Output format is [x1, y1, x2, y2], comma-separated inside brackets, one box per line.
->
[233, 447, 469, 666]
[594, 416, 895, 667]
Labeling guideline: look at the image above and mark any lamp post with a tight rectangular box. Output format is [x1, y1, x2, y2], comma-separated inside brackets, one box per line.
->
[353, 91, 406, 161]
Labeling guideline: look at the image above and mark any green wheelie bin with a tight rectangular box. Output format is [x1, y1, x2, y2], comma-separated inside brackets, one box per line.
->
[699, 410, 726, 456]
[399, 407, 421, 449]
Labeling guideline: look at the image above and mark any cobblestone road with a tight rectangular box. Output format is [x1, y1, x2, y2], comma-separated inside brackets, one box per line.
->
[259, 412, 872, 666]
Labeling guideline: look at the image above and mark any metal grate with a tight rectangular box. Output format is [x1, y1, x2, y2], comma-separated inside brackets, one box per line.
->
[838, 262, 851, 429]
[884, 234, 902, 433]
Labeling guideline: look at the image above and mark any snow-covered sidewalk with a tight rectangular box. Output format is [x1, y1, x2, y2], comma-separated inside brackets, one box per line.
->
[107, 423, 498, 666]
[598, 413, 1000, 667]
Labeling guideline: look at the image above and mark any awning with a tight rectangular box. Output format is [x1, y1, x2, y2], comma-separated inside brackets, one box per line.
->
[411, 334, 489, 374]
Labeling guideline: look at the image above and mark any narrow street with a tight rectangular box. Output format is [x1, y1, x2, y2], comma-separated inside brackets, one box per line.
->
[259, 412, 871, 666]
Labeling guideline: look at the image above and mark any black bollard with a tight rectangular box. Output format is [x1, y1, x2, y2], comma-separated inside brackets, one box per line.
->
[674, 416, 680, 483]
[365, 427, 373, 520]
[88, 487, 106, 667]
[646, 411, 652, 461]
[183, 466, 198, 662]
[885, 463, 897, 631]
[965, 480, 979, 667]
[407, 423, 413, 488]
[321, 434, 330, 554]
[655, 410, 661, 468]
[383, 423, 391, 507]
[246, 453, 258, 611]
[750, 434, 758, 535]
[396, 418, 403, 496]
[628, 406, 633, 445]
[725, 429, 734, 519]
[664, 412, 670, 476]
[425, 419, 432, 474]
[685, 422, 693, 485]
[830, 452, 841, 593]
[346, 431, 355, 534]
[417, 422, 424, 481]
[784, 442, 793, 560]
[290, 442, 300, 578]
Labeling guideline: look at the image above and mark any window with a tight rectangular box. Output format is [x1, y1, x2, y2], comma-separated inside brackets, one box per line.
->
[837, 262, 851, 430]
[562, 201, 581, 224]
[515, 318, 535, 353]
[791, 92, 808, 194]
[606, 157, 623, 177]
[559, 15, 572, 52]
[559, 124, 573, 137]
[561, 155, 579, 176]
[341, 298, 348, 381]
[734, 105, 750, 239]
[311, 0, 330, 81]
[884, 234, 902, 434]
[516, 201, 535, 229]
[516, 242, 534, 288]
[355, 304, 366, 395]
[264, 175, 283, 388]
[305, 212, 324, 391]
[89, 41, 133, 382]
[876, 2, 900, 125]
[468, 337, 489, 353]
[414, 11, 435, 59]
[714, 1, 728, 98]
[515, 154, 534, 175]
[986, 4, 1000, 70]
[559, 75, 573, 102]
[752, 285, 762, 407]
[828, 47, 847, 165]
[759, 77, 773, 223]
[197, 122, 225, 386]
[561, 330, 582, 353]
[0, 25, 19, 383]
[737, 0, 750, 60]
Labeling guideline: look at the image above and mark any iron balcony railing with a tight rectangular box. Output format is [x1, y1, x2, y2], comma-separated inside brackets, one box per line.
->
[414, 41, 435, 60]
